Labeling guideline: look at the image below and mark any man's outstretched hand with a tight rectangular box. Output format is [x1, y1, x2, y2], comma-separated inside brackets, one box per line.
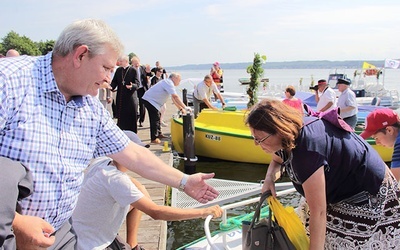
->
[184, 173, 219, 203]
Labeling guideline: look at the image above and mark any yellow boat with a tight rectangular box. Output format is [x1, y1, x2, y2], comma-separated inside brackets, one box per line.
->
[171, 109, 393, 164]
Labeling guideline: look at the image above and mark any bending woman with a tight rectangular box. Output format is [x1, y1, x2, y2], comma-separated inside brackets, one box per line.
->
[246, 99, 400, 249]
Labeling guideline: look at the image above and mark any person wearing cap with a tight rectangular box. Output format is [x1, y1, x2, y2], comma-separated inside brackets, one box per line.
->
[315, 79, 337, 112]
[360, 108, 400, 180]
[193, 74, 226, 118]
[72, 131, 222, 250]
[210, 62, 223, 92]
[336, 78, 358, 129]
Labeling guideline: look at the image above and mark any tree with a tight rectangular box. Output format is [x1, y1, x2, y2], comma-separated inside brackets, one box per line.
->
[128, 52, 137, 63]
[246, 53, 267, 108]
[2, 31, 41, 55]
[36, 40, 55, 55]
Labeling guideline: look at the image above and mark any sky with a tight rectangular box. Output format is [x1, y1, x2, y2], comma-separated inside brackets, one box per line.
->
[1, 0, 399, 67]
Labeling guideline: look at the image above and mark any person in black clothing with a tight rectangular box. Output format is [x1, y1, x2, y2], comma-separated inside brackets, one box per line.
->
[150, 67, 163, 87]
[151, 61, 168, 79]
[131, 56, 150, 127]
[111, 55, 139, 133]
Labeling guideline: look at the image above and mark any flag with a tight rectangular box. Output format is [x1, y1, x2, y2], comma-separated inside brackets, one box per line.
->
[362, 62, 376, 69]
[384, 59, 400, 69]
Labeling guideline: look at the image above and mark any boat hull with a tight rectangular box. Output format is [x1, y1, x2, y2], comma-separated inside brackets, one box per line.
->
[171, 110, 272, 164]
[171, 110, 393, 164]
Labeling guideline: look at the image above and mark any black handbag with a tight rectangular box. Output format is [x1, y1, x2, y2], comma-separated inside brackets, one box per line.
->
[242, 191, 296, 250]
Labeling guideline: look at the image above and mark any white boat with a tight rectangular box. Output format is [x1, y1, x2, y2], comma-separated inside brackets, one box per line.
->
[179, 186, 297, 250]
[327, 68, 400, 108]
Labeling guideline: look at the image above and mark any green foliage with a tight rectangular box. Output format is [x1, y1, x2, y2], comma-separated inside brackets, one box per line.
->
[128, 52, 137, 62]
[1, 31, 55, 55]
[36, 40, 55, 55]
[246, 53, 267, 108]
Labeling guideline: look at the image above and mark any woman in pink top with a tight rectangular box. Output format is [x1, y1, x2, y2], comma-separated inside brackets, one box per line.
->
[282, 85, 303, 113]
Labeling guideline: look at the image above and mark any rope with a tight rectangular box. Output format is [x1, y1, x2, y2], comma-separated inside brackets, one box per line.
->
[219, 205, 270, 231]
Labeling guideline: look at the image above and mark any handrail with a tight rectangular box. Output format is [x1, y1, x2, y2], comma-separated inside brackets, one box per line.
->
[204, 186, 297, 250]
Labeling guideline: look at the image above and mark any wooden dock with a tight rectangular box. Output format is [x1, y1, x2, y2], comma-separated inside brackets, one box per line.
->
[117, 101, 178, 250]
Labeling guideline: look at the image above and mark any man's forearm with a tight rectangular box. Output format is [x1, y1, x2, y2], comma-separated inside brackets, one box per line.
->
[320, 102, 333, 112]
[110, 143, 184, 189]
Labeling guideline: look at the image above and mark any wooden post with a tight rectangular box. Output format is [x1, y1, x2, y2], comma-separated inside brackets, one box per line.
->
[182, 112, 197, 174]
[182, 88, 188, 106]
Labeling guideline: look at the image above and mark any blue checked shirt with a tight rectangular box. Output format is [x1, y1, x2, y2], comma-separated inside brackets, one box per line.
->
[0, 53, 129, 230]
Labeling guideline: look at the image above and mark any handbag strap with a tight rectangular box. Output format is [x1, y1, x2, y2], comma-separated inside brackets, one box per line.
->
[248, 191, 272, 229]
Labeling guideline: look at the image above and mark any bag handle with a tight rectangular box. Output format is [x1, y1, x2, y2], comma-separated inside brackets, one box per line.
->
[245, 191, 273, 248]
[242, 190, 272, 246]
[248, 191, 272, 229]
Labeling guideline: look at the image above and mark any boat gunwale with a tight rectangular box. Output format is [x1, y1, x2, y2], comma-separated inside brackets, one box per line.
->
[172, 116, 252, 140]
[172, 117, 379, 145]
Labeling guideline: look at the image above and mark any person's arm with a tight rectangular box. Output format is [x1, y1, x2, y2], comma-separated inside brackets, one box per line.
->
[110, 69, 118, 91]
[210, 67, 215, 75]
[302, 166, 327, 250]
[216, 92, 226, 108]
[202, 97, 218, 110]
[261, 154, 282, 196]
[132, 195, 222, 221]
[339, 105, 355, 113]
[171, 93, 188, 114]
[106, 88, 112, 104]
[391, 168, 400, 181]
[319, 101, 334, 112]
[109, 142, 218, 203]
[314, 90, 320, 103]
[12, 213, 55, 249]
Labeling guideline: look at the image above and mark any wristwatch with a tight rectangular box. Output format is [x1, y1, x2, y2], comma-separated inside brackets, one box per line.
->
[178, 174, 189, 191]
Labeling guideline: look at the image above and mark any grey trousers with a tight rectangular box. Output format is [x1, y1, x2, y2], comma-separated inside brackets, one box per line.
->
[0, 157, 33, 249]
[0, 157, 76, 250]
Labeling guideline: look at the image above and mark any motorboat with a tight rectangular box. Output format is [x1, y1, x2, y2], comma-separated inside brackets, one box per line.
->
[171, 109, 272, 164]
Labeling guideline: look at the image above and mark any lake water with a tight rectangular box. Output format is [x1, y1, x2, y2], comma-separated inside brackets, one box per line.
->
[175, 68, 400, 94]
[166, 67, 400, 249]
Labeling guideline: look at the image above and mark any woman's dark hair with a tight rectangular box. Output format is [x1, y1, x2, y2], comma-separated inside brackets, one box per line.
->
[285, 85, 296, 96]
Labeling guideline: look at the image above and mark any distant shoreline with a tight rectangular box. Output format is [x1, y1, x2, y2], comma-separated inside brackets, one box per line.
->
[168, 60, 385, 70]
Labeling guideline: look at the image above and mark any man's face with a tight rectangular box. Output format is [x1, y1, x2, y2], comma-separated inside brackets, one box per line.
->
[131, 58, 140, 67]
[317, 82, 326, 91]
[172, 75, 181, 86]
[73, 45, 118, 98]
[337, 83, 347, 92]
[204, 78, 212, 87]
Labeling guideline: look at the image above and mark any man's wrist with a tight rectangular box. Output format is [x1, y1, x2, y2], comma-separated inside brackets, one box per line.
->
[178, 174, 189, 191]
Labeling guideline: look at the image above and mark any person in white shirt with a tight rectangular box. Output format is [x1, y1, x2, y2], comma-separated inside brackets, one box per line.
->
[142, 73, 188, 143]
[315, 79, 337, 112]
[193, 74, 226, 118]
[72, 131, 222, 250]
[336, 78, 358, 129]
